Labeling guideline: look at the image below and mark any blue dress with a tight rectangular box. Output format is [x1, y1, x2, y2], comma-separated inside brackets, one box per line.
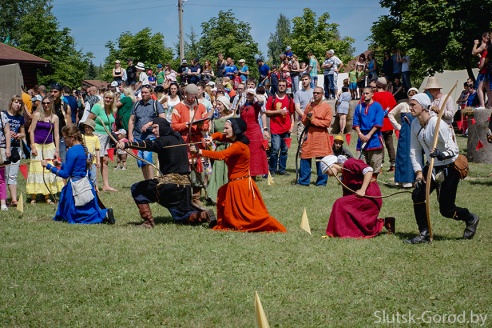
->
[46, 144, 107, 224]
[395, 112, 416, 184]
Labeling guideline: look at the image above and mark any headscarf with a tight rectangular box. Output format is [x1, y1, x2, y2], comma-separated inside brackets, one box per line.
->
[153, 117, 181, 139]
[411, 93, 431, 111]
[320, 155, 348, 174]
[226, 118, 249, 145]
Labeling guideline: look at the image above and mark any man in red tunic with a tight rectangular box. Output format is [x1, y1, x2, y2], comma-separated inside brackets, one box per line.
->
[371, 77, 397, 172]
[171, 84, 210, 208]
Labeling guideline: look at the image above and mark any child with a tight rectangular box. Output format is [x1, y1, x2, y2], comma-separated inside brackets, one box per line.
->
[81, 119, 100, 189]
[114, 129, 128, 170]
[348, 65, 358, 99]
[356, 64, 365, 99]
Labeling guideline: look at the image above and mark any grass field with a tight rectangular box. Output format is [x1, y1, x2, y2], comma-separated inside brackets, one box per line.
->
[1, 133, 491, 327]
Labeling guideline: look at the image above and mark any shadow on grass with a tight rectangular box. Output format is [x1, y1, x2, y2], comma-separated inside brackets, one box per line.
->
[394, 232, 462, 242]
[126, 216, 174, 226]
[467, 180, 492, 186]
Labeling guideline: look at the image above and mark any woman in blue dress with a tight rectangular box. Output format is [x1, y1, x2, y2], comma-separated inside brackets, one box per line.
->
[41, 125, 115, 224]
[388, 88, 418, 188]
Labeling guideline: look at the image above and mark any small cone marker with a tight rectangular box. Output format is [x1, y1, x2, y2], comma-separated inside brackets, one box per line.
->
[17, 194, 24, 214]
[255, 291, 270, 328]
[267, 171, 274, 185]
[300, 207, 311, 235]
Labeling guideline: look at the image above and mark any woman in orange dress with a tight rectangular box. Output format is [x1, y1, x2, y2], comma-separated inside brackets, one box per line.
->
[191, 118, 286, 232]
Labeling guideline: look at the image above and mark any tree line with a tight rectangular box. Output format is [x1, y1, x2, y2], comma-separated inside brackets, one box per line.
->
[1, 1, 491, 88]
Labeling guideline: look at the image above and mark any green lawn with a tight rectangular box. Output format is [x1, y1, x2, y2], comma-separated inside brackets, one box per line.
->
[1, 133, 490, 327]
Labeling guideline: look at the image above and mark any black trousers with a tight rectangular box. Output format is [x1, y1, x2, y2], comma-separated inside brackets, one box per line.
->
[412, 164, 471, 232]
[131, 178, 197, 222]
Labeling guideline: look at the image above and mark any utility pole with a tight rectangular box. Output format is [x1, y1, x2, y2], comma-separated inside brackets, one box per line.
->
[178, 0, 185, 61]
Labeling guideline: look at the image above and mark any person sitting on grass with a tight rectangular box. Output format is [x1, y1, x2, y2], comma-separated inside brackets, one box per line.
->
[321, 155, 385, 238]
[190, 118, 286, 232]
[41, 125, 115, 224]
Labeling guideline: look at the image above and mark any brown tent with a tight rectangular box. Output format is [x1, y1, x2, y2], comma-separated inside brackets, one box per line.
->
[0, 43, 49, 88]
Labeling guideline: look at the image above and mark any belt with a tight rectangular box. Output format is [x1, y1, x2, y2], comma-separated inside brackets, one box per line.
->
[229, 175, 250, 182]
[156, 173, 191, 186]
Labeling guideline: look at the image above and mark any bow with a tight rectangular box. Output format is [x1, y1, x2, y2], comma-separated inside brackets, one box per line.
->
[295, 120, 310, 184]
[95, 116, 163, 176]
[318, 158, 412, 199]
[425, 81, 458, 242]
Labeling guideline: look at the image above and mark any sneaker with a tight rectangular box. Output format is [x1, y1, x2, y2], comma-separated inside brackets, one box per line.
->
[277, 171, 290, 176]
[1, 205, 8, 211]
[121, 167, 126, 170]
[114, 167, 119, 170]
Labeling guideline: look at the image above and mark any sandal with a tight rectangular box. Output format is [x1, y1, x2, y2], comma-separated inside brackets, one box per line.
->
[46, 199, 55, 205]
[10, 200, 18, 207]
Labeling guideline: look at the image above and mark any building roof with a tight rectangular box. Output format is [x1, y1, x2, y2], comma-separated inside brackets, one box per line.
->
[82, 80, 109, 89]
[0, 43, 49, 64]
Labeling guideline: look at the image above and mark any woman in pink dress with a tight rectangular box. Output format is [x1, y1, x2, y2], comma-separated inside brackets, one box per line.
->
[239, 88, 269, 178]
[321, 155, 384, 238]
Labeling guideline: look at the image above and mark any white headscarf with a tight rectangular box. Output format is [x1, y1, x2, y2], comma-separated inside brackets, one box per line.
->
[320, 155, 348, 174]
[411, 93, 431, 110]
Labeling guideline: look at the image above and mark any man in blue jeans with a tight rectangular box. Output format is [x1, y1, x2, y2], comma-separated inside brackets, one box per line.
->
[265, 80, 295, 175]
[127, 85, 166, 180]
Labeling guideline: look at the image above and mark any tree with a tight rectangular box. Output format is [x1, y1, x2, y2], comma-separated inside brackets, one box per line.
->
[15, 1, 91, 87]
[290, 8, 355, 66]
[104, 28, 174, 81]
[176, 27, 200, 62]
[369, 0, 492, 81]
[267, 14, 292, 65]
[197, 10, 260, 78]
[0, 0, 44, 45]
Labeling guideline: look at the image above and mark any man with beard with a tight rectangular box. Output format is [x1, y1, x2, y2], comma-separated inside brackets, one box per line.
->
[171, 84, 210, 209]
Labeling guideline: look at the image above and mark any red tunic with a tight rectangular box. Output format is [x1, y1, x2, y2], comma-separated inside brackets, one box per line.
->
[326, 158, 384, 238]
[201, 133, 286, 232]
[373, 91, 397, 132]
[239, 102, 268, 176]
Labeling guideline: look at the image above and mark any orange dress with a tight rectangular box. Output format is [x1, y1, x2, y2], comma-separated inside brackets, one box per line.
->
[201, 133, 287, 232]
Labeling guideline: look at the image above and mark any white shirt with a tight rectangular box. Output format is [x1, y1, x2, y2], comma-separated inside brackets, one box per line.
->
[410, 115, 459, 173]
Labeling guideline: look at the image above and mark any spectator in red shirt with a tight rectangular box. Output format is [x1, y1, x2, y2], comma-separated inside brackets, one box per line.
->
[371, 77, 397, 172]
[265, 79, 295, 175]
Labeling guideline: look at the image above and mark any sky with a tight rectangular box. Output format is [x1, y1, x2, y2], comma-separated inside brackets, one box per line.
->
[51, 0, 389, 66]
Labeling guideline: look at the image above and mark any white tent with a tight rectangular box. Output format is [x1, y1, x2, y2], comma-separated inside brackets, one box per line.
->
[418, 69, 479, 100]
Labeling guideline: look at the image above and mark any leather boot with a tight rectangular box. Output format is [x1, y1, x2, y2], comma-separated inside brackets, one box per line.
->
[136, 203, 155, 228]
[404, 229, 430, 244]
[192, 187, 206, 211]
[463, 213, 479, 240]
[201, 209, 217, 228]
[384, 217, 395, 234]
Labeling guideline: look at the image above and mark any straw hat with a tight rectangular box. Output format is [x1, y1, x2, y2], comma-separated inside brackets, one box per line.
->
[424, 76, 442, 90]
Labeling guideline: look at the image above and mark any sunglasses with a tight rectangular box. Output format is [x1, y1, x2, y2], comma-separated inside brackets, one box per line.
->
[42, 102, 52, 105]
[313, 92, 322, 94]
